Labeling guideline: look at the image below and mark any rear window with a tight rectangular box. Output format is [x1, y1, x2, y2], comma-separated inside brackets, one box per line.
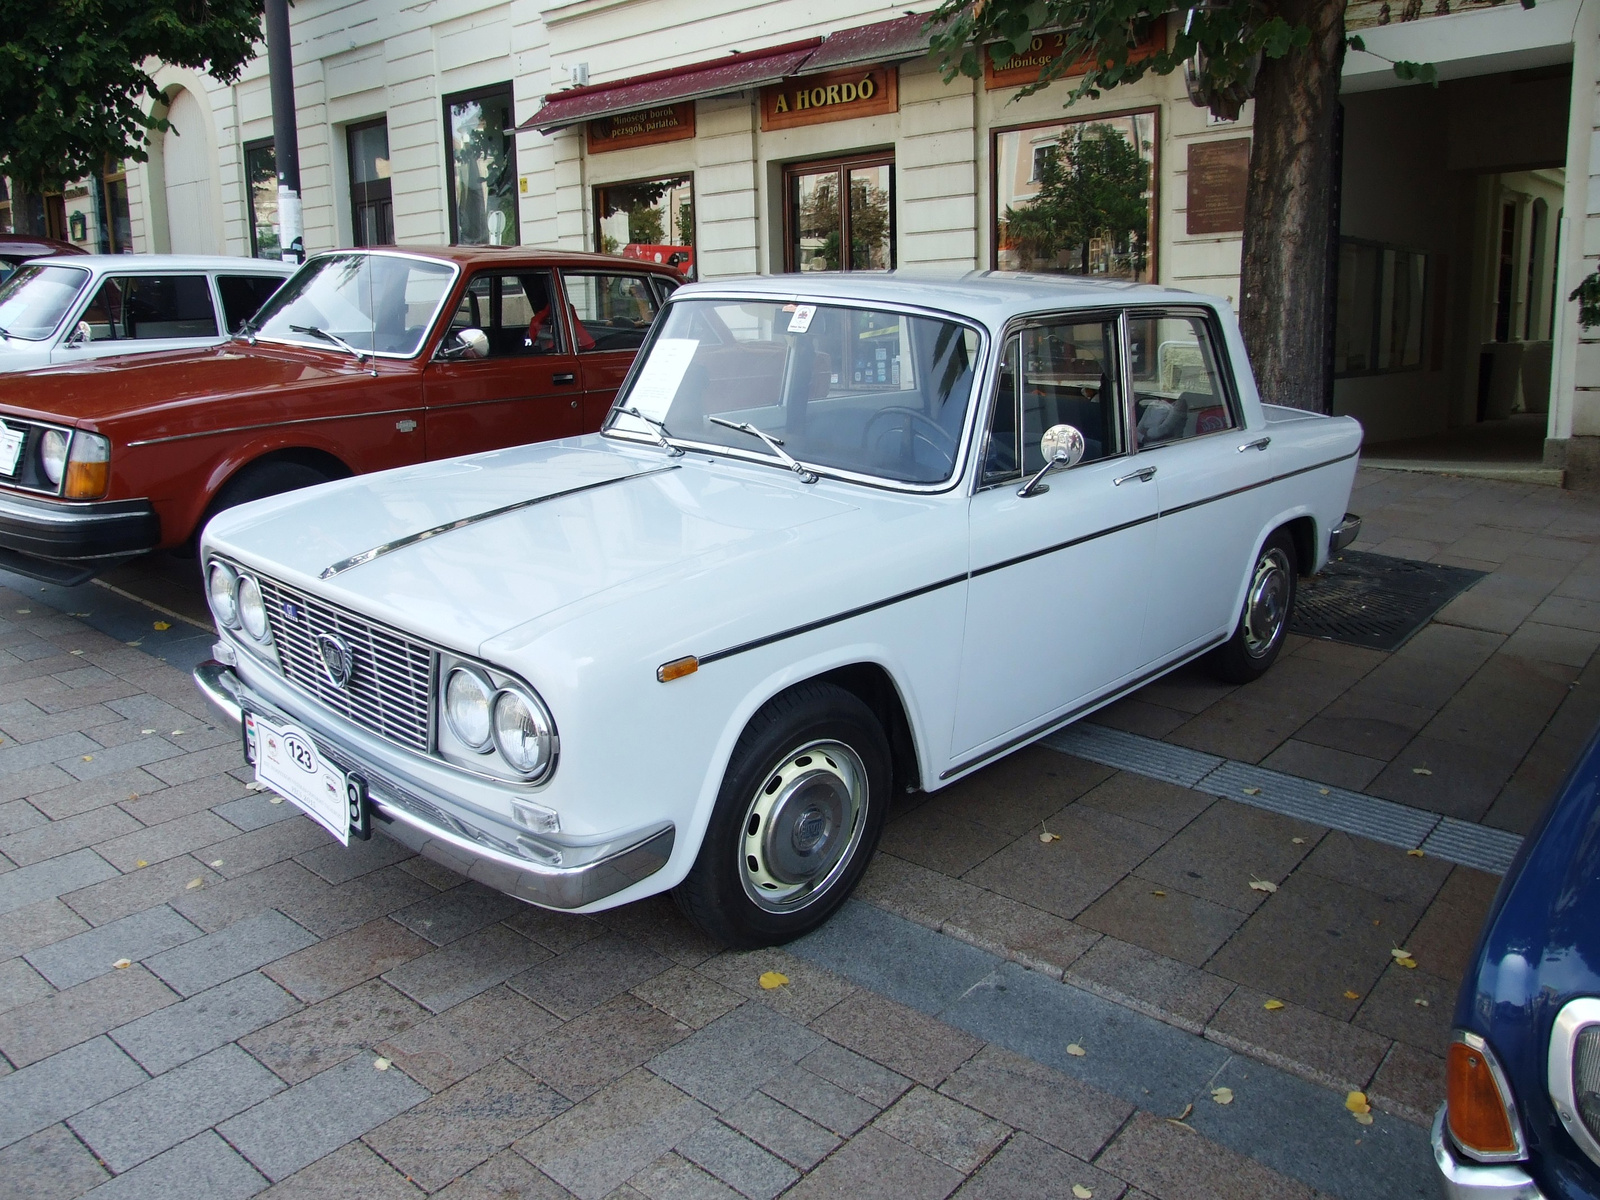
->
[217, 274, 286, 333]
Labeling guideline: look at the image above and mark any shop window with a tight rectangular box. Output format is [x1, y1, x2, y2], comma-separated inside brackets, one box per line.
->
[1333, 240, 1426, 376]
[244, 140, 279, 260]
[102, 171, 131, 253]
[992, 112, 1156, 281]
[785, 156, 894, 273]
[593, 175, 695, 279]
[445, 85, 518, 246]
[348, 118, 394, 247]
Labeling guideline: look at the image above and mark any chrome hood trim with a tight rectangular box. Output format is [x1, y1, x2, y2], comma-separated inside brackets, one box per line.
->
[318, 464, 682, 580]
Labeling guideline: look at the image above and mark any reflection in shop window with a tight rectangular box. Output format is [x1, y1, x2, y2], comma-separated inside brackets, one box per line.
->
[993, 113, 1156, 281]
[593, 175, 695, 279]
[244, 140, 279, 260]
[1334, 239, 1426, 376]
[787, 158, 893, 273]
[446, 86, 519, 246]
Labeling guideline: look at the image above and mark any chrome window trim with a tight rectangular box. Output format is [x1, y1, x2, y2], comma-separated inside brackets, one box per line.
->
[0, 263, 92, 343]
[1120, 304, 1244, 450]
[1448, 1029, 1529, 1163]
[1547, 996, 1600, 1168]
[252, 250, 462, 360]
[600, 290, 993, 496]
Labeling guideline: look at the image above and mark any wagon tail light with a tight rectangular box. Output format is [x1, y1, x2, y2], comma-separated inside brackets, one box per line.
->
[1447, 1032, 1525, 1160]
[62, 432, 111, 500]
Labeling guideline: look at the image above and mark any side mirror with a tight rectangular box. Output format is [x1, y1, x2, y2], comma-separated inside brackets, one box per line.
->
[1017, 423, 1086, 498]
[439, 327, 489, 361]
[65, 321, 91, 348]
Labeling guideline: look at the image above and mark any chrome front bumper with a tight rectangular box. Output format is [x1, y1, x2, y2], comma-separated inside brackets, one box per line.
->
[1433, 1107, 1547, 1199]
[193, 659, 674, 910]
[1330, 512, 1362, 555]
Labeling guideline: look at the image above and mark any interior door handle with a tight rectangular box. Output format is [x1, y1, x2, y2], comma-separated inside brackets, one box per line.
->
[1238, 437, 1271, 452]
[1113, 466, 1157, 486]
[552, 373, 577, 385]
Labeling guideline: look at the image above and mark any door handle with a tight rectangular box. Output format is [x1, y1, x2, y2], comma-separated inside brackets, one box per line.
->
[552, 372, 576, 385]
[1113, 466, 1157, 486]
[1238, 437, 1271, 452]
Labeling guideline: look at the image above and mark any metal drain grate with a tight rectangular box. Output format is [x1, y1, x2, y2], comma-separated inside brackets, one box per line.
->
[1291, 550, 1486, 651]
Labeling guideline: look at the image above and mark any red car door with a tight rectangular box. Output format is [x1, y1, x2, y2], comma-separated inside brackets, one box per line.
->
[422, 269, 583, 459]
[559, 269, 662, 429]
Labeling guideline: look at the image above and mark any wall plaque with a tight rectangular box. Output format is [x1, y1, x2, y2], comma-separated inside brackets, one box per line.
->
[586, 103, 695, 154]
[984, 18, 1165, 90]
[760, 65, 898, 132]
[1186, 138, 1251, 235]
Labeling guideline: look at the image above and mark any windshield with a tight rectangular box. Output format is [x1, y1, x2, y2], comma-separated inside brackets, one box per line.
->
[0, 264, 90, 341]
[253, 253, 456, 357]
[608, 299, 982, 485]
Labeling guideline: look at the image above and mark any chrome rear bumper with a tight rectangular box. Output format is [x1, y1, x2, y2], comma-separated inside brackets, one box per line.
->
[1330, 512, 1362, 555]
[1433, 1107, 1546, 1199]
[193, 659, 673, 910]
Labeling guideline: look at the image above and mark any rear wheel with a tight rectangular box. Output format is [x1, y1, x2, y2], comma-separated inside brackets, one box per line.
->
[1207, 527, 1298, 684]
[675, 682, 890, 948]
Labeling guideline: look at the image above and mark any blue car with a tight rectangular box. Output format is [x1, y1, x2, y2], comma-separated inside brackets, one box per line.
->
[1436, 722, 1600, 1198]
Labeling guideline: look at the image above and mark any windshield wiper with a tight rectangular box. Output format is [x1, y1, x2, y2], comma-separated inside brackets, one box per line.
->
[290, 324, 369, 366]
[618, 407, 686, 457]
[0, 325, 11, 341]
[708, 416, 818, 484]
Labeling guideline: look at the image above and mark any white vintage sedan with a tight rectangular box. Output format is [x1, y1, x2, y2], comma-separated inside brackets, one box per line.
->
[193, 274, 1362, 947]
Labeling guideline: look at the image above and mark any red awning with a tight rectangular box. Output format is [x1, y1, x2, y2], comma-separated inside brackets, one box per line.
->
[521, 11, 943, 133]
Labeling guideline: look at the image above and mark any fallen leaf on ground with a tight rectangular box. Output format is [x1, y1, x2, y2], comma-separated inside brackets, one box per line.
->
[69, 649, 83, 656]
[141, 729, 155, 735]
[1175, 1103, 1193, 1121]
[1151, 890, 1166, 898]
[1073, 1186, 1094, 1199]
[1413, 997, 1430, 1007]
[1242, 786, 1262, 796]
[268, 796, 283, 805]
[1396, 956, 1418, 968]
[1346, 1091, 1372, 1114]
[112, 958, 131, 969]
[134, 860, 147, 869]
[209, 860, 224, 869]
[758, 971, 790, 990]
[246, 781, 267, 791]
[1039, 830, 1061, 843]
[1263, 999, 1285, 1011]
[1354, 1111, 1374, 1125]
[1066, 1043, 1087, 1057]
[153, 621, 171, 631]
[1412, 767, 1432, 776]
[171, 730, 184, 737]
[81, 755, 92, 762]
[125, 641, 141, 647]
[373, 1057, 391, 1071]
[1391, 947, 1412, 960]
[1212, 1087, 1234, 1105]
[1344, 990, 1361, 1000]
[1318, 788, 1330, 796]
[1291, 837, 1306, 844]
[1249, 878, 1278, 893]
[69, 612, 89, 617]
[15, 609, 28, 614]
[185, 878, 204, 890]
[1408, 848, 1426, 857]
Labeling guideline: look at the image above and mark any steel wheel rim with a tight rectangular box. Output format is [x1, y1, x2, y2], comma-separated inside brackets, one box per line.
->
[1243, 547, 1293, 658]
[739, 739, 868, 913]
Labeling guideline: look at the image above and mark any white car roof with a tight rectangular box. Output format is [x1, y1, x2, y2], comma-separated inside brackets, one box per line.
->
[677, 270, 1225, 333]
[21, 254, 295, 274]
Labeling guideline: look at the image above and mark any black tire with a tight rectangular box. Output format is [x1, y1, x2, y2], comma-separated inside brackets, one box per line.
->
[674, 682, 891, 948]
[1207, 527, 1299, 684]
[202, 460, 334, 534]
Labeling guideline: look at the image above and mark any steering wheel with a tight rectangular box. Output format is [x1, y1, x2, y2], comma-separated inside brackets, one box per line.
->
[862, 406, 957, 471]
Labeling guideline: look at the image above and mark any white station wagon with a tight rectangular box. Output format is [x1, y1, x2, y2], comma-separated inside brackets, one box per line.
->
[194, 274, 1363, 947]
[0, 254, 293, 372]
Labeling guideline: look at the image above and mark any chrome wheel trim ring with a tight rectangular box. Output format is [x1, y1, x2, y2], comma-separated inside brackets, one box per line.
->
[1243, 546, 1293, 659]
[739, 739, 868, 914]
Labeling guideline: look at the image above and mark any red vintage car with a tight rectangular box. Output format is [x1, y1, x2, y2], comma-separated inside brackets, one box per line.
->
[0, 246, 681, 583]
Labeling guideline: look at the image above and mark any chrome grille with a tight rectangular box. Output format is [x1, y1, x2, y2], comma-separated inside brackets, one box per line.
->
[256, 574, 434, 752]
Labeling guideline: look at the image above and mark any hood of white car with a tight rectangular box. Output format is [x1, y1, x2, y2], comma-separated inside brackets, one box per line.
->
[206, 438, 867, 650]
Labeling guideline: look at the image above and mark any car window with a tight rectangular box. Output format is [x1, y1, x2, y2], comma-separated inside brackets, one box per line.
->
[446, 271, 564, 357]
[983, 317, 1125, 482]
[608, 298, 980, 486]
[0, 264, 90, 341]
[562, 272, 658, 352]
[253, 253, 456, 357]
[1127, 312, 1235, 448]
[80, 275, 219, 341]
[216, 275, 286, 333]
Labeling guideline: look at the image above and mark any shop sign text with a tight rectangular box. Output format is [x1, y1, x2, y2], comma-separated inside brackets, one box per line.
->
[984, 19, 1166, 90]
[761, 65, 898, 132]
[587, 103, 696, 153]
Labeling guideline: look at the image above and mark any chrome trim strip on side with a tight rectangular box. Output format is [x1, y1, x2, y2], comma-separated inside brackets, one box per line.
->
[1158, 450, 1361, 519]
[938, 633, 1229, 781]
[318, 464, 682, 579]
[127, 405, 424, 447]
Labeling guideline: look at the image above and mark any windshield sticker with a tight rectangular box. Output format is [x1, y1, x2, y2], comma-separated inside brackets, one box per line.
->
[626, 337, 699, 422]
[785, 304, 816, 335]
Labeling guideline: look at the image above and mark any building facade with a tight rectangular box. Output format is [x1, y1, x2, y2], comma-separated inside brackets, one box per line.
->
[10, 0, 1600, 476]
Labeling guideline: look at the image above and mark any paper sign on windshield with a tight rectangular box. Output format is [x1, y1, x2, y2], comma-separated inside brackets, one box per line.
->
[786, 305, 816, 334]
[626, 338, 699, 422]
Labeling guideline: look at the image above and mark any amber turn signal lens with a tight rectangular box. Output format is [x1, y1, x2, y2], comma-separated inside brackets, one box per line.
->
[63, 459, 109, 500]
[656, 655, 698, 683]
[1447, 1039, 1519, 1156]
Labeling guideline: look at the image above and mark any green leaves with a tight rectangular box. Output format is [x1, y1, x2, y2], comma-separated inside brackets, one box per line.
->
[1392, 59, 1439, 84]
[1571, 271, 1600, 330]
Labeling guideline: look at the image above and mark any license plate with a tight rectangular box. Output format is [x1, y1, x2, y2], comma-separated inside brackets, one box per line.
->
[0, 424, 24, 478]
[247, 711, 351, 846]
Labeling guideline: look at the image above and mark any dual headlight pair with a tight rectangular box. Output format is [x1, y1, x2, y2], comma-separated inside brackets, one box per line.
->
[443, 666, 556, 783]
[207, 561, 272, 646]
[41, 429, 111, 500]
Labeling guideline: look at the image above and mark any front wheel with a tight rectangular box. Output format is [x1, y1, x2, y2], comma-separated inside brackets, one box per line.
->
[674, 682, 890, 948]
[1207, 528, 1298, 684]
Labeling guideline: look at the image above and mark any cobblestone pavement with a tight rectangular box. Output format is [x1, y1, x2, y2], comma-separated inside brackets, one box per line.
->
[0, 466, 1594, 1199]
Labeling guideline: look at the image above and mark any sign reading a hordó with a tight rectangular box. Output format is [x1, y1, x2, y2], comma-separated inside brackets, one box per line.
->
[760, 65, 898, 131]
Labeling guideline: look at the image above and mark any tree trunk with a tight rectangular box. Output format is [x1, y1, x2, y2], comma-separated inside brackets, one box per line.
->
[1239, 0, 1348, 412]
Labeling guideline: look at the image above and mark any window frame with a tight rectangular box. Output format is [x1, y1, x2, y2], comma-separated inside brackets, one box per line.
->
[347, 117, 394, 248]
[1120, 305, 1242, 451]
[782, 153, 897, 274]
[243, 138, 279, 261]
[80, 271, 222, 342]
[442, 83, 520, 247]
[1333, 236, 1429, 379]
[444, 269, 567, 358]
[591, 172, 696, 263]
[557, 269, 661, 354]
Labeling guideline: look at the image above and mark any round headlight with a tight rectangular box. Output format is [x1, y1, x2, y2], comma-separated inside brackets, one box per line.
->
[445, 668, 494, 752]
[207, 562, 240, 628]
[237, 575, 269, 642]
[492, 686, 555, 779]
[40, 430, 67, 487]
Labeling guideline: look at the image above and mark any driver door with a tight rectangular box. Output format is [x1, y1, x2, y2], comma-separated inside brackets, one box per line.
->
[422, 270, 583, 460]
[952, 315, 1159, 758]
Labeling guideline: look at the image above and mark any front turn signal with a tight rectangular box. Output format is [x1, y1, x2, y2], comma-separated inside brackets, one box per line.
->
[62, 431, 111, 500]
[1447, 1033, 1523, 1160]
